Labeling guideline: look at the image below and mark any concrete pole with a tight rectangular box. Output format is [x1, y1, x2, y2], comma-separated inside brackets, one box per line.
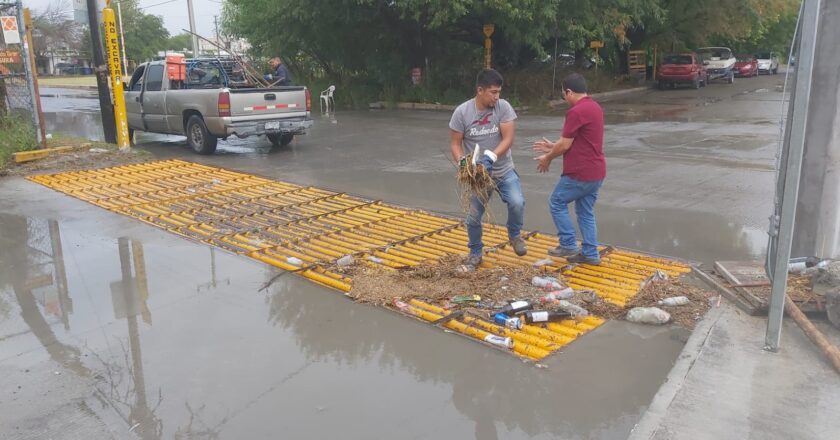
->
[792, 0, 840, 260]
[187, 0, 199, 57]
[116, 0, 128, 76]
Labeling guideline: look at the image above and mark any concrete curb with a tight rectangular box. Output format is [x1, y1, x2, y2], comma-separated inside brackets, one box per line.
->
[548, 86, 651, 108]
[39, 84, 98, 91]
[627, 303, 726, 440]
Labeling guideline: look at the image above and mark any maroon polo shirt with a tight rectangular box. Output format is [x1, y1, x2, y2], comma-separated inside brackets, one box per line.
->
[561, 96, 606, 181]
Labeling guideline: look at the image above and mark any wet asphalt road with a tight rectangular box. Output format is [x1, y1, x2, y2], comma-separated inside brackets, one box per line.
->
[0, 72, 787, 439]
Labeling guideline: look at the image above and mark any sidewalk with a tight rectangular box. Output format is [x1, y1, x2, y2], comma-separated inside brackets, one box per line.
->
[630, 301, 840, 440]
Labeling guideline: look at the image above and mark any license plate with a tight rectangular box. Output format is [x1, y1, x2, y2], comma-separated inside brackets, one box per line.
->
[265, 121, 280, 130]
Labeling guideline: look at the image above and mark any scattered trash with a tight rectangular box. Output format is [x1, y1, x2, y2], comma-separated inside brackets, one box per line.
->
[626, 307, 671, 325]
[657, 296, 690, 306]
[532, 276, 564, 291]
[336, 255, 354, 267]
[53, 371, 61, 375]
[533, 258, 554, 268]
[524, 310, 572, 324]
[286, 256, 304, 266]
[494, 313, 523, 329]
[499, 300, 533, 315]
[539, 287, 575, 304]
[367, 255, 384, 264]
[89, 148, 109, 153]
[651, 270, 669, 281]
[452, 294, 481, 304]
[500, 276, 509, 283]
[535, 363, 548, 369]
[484, 334, 514, 348]
[556, 300, 589, 317]
[393, 299, 410, 312]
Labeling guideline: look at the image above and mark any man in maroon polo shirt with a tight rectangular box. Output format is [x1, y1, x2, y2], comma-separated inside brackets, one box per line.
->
[533, 73, 606, 264]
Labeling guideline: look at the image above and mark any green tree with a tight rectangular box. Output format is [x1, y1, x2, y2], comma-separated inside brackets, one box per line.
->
[165, 33, 194, 52]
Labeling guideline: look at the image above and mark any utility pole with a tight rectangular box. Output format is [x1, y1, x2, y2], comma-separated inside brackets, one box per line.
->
[86, 0, 117, 143]
[187, 0, 199, 57]
[213, 15, 220, 56]
[792, 0, 840, 260]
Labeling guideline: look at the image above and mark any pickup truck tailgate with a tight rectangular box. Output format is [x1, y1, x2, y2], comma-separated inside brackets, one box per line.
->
[229, 87, 308, 118]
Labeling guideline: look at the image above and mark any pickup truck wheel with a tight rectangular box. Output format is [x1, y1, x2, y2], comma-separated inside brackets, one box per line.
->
[267, 133, 294, 149]
[186, 115, 217, 155]
[727, 73, 735, 84]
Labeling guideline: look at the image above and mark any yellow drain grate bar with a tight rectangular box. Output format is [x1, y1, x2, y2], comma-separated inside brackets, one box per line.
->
[29, 160, 692, 361]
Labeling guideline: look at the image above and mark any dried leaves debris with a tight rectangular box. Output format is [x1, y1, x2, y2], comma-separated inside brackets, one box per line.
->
[348, 256, 715, 329]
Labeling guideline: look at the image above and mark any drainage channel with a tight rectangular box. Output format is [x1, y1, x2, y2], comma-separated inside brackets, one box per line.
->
[29, 159, 691, 361]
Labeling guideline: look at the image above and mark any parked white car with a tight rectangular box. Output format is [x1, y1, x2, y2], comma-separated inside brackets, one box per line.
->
[755, 51, 780, 74]
[696, 47, 735, 84]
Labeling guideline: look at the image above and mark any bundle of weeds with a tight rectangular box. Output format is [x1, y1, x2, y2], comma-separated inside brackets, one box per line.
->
[457, 154, 496, 211]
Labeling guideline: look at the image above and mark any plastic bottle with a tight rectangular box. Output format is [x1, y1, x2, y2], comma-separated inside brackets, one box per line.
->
[626, 307, 671, 325]
[336, 255, 354, 267]
[498, 300, 533, 315]
[524, 310, 572, 324]
[556, 300, 589, 317]
[531, 276, 564, 291]
[539, 287, 575, 304]
[494, 313, 523, 330]
[484, 334, 514, 348]
[657, 296, 690, 306]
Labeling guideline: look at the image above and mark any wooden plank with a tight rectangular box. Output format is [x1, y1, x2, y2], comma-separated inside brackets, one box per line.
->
[693, 268, 760, 315]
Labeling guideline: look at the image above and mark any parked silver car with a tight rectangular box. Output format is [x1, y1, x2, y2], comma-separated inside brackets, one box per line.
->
[755, 51, 780, 74]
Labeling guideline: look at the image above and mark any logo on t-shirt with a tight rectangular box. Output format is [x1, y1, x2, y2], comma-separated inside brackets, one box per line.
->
[472, 113, 493, 126]
[469, 112, 498, 136]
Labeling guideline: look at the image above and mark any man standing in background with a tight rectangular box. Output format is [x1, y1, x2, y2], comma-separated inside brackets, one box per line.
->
[533, 73, 606, 265]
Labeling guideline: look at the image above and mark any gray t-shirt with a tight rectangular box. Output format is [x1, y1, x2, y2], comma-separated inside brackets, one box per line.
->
[449, 98, 518, 176]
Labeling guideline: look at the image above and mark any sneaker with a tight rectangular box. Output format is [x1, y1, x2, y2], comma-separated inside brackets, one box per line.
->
[511, 236, 528, 256]
[548, 246, 580, 257]
[566, 253, 601, 265]
[461, 254, 483, 272]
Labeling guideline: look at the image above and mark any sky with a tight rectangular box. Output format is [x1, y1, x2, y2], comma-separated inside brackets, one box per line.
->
[22, 0, 224, 37]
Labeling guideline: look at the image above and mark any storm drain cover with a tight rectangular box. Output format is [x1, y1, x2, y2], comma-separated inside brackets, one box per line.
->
[29, 159, 691, 360]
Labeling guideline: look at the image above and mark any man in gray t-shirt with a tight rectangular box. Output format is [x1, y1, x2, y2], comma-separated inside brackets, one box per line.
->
[449, 69, 527, 270]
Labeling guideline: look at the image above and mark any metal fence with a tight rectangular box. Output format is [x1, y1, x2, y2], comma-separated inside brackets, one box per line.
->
[1, 0, 39, 140]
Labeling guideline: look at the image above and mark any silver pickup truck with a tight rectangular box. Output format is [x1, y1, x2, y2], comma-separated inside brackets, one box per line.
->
[125, 59, 313, 154]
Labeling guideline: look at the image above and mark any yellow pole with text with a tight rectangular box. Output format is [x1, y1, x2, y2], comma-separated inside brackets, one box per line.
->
[483, 24, 495, 69]
[103, 2, 130, 150]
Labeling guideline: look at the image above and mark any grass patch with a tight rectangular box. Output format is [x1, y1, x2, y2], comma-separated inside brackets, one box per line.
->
[39, 76, 97, 88]
[0, 113, 38, 170]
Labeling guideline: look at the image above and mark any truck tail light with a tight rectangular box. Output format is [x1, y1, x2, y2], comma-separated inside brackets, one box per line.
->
[305, 88, 311, 112]
[218, 91, 231, 117]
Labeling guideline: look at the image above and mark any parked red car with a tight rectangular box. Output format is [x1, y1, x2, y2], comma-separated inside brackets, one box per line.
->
[658, 53, 708, 89]
[734, 54, 759, 77]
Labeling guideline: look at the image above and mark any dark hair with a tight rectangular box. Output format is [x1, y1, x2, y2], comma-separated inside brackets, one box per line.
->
[476, 69, 504, 88]
[562, 73, 587, 94]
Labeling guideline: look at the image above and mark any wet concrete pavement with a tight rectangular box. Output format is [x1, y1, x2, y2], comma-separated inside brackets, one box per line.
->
[2, 72, 787, 438]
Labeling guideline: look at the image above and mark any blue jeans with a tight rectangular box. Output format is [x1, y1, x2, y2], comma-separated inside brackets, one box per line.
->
[549, 175, 603, 260]
[466, 170, 525, 256]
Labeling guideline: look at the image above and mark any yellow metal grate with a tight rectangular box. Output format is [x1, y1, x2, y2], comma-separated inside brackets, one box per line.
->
[29, 160, 691, 361]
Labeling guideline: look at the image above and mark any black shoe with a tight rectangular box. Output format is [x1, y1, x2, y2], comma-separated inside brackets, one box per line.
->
[548, 246, 580, 257]
[511, 236, 528, 256]
[566, 253, 601, 265]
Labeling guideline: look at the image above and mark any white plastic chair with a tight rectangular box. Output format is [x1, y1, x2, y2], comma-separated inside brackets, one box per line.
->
[320, 85, 335, 113]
